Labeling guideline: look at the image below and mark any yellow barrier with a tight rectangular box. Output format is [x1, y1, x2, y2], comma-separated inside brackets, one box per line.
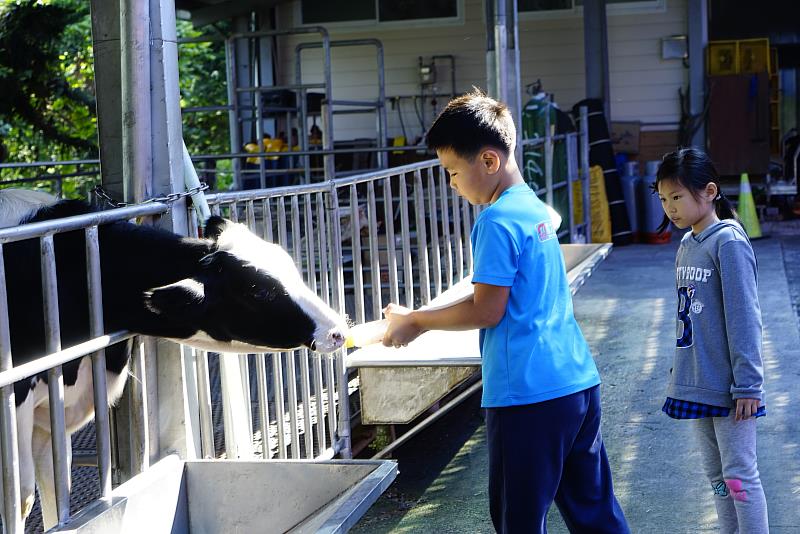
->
[572, 165, 612, 243]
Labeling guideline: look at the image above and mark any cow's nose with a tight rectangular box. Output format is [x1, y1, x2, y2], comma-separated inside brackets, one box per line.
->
[329, 330, 345, 347]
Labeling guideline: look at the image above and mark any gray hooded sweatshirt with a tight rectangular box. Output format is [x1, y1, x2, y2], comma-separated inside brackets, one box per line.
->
[667, 220, 764, 407]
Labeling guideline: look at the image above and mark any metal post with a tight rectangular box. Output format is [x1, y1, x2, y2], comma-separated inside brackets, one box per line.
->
[688, 0, 708, 148]
[85, 227, 112, 502]
[451, 189, 464, 280]
[413, 170, 431, 305]
[299, 89, 311, 184]
[486, 0, 509, 103]
[255, 60, 267, 189]
[225, 38, 243, 190]
[195, 350, 215, 458]
[255, 354, 271, 458]
[510, 0, 523, 165]
[299, 350, 314, 458]
[272, 352, 286, 459]
[566, 134, 578, 242]
[220, 352, 253, 459]
[376, 42, 388, 169]
[89, 0, 124, 198]
[321, 101, 334, 180]
[118, 336, 149, 480]
[321, 31, 335, 180]
[366, 181, 382, 320]
[326, 184, 350, 458]
[462, 199, 473, 274]
[426, 169, 442, 298]
[0, 246, 22, 534]
[40, 235, 70, 526]
[583, 0, 610, 119]
[544, 95, 554, 207]
[580, 106, 593, 242]
[439, 167, 453, 288]
[350, 185, 365, 324]
[285, 351, 300, 459]
[399, 173, 414, 308]
[382, 177, 400, 305]
[150, 0, 200, 464]
[120, 0, 152, 204]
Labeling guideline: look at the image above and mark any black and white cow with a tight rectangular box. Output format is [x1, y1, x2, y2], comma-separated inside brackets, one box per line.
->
[0, 190, 348, 529]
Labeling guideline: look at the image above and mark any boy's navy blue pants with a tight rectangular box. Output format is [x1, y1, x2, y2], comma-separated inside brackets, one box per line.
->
[485, 385, 629, 534]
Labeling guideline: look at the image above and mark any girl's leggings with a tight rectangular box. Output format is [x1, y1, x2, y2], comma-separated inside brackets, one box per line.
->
[693, 413, 769, 533]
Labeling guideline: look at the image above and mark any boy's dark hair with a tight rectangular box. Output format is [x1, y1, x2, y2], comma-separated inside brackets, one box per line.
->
[654, 147, 739, 233]
[426, 88, 516, 160]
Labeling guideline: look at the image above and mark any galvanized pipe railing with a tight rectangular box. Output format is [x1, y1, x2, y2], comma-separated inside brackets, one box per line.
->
[196, 124, 590, 459]
[0, 244, 23, 533]
[196, 159, 474, 461]
[41, 234, 71, 525]
[0, 126, 589, 529]
[0, 201, 168, 530]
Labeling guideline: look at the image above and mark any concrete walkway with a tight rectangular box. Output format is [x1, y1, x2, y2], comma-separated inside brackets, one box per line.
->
[354, 231, 800, 533]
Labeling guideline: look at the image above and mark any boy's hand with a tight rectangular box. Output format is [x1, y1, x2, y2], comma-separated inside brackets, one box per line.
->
[735, 398, 760, 421]
[382, 303, 424, 348]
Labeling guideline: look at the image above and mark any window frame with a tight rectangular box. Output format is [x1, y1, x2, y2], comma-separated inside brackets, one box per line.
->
[517, 0, 666, 21]
[294, 0, 465, 30]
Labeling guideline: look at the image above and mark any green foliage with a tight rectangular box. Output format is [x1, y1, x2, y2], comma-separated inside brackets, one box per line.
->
[0, 2, 234, 194]
[176, 20, 233, 190]
[0, 0, 97, 197]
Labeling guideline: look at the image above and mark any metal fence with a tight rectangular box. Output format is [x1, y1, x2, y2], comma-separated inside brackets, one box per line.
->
[0, 126, 589, 531]
[0, 203, 169, 533]
[192, 159, 479, 465]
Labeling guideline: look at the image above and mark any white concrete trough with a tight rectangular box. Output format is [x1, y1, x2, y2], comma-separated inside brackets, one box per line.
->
[49, 455, 397, 534]
[349, 243, 612, 425]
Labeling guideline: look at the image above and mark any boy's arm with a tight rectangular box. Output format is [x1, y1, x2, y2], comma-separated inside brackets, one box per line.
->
[382, 283, 510, 347]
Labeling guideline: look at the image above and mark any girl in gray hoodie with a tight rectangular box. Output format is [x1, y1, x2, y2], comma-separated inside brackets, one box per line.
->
[655, 148, 768, 533]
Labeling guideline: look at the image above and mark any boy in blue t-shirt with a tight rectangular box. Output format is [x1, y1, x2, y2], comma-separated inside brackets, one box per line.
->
[383, 89, 629, 533]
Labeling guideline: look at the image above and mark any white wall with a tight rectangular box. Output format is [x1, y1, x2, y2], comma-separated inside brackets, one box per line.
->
[275, 0, 687, 143]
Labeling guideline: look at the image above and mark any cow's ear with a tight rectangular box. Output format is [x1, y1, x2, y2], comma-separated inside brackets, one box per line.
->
[204, 216, 231, 242]
[144, 278, 207, 320]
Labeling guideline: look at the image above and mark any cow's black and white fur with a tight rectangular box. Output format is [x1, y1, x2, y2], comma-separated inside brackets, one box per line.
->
[0, 190, 348, 529]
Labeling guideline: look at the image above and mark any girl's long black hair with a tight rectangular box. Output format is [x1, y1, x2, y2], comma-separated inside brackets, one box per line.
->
[654, 147, 739, 233]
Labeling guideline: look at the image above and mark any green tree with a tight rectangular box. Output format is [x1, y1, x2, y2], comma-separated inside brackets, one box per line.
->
[0, 0, 97, 196]
[0, 1, 234, 193]
[177, 20, 232, 190]
[0, 0, 96, 158]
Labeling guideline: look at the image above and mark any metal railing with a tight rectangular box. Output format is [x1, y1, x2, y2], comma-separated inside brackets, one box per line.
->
[0, 202, 168, 532]
[0, 123, 589, 530]
[196, 129, 591, 462]
[191, 159, 477, 463]
[0, 159, 102, 198]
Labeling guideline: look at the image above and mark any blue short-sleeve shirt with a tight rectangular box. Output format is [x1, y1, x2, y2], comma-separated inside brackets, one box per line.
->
[471, 183, 600, 407]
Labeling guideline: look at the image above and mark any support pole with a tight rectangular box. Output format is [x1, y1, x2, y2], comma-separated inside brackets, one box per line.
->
[687, 0, 708, 148]
[486, 0, 523, 164]
[89, 0, 123, 198]
[96, 0, 200, 485]
[583, 0, 610, 119]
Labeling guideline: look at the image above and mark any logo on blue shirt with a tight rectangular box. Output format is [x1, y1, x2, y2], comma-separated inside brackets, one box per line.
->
[536, 220, 557, 242]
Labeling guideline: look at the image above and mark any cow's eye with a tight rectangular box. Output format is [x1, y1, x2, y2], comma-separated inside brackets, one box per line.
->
[251, 288, 272, 301]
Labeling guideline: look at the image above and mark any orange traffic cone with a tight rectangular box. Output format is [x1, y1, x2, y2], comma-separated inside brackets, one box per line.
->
[737, 173, 762, 239]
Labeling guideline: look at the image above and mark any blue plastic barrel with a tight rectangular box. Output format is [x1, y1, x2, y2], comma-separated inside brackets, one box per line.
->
[639, 160, 671, 244]
[620, 162, 641, 241]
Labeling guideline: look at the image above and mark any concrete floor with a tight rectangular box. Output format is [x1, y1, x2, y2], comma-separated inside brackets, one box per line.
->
[353, 226, 800, 533]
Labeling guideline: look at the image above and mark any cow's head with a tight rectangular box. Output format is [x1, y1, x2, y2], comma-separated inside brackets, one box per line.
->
[144, 217, 348, 353]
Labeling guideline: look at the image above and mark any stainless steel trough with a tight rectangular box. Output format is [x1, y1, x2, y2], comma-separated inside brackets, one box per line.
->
[349, 243, 612, 425]
[49, 455, 397, 534]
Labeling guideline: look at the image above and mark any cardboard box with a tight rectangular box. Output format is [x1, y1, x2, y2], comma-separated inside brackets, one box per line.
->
[636, 129, 679, 169]
[610, 121, 641, 154]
